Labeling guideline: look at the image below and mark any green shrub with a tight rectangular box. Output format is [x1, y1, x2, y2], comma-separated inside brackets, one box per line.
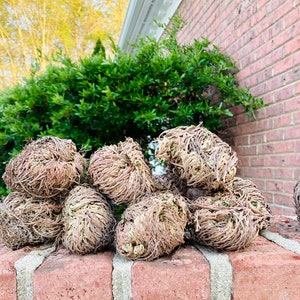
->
[0, 18, 265, 195]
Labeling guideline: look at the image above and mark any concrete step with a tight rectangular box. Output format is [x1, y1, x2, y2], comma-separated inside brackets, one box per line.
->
[1, 215, 300, 300]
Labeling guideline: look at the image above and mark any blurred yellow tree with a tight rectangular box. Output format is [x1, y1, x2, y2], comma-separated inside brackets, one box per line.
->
[0, 0, 128, 88]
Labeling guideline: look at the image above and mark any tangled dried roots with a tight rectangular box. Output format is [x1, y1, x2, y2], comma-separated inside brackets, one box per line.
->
[188, 197, 259, 251]
[62, 185, 116, 255]
[152, 174, 181, 194]
[0, 192, 63, 250]
[155, 125, 238, 191]
[294, 182, 300, 222]
[88, 138, 155, 205]
[230, 177, 272, 230]
[115, 191, 188, 261]
[2, 136, 86, 199]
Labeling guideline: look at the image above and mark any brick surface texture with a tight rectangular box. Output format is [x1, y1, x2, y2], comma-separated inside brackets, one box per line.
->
[1, 215, 300, 300]
[131, 246, 210, 300]
[33, 248, 114, 300]
[176, 0, 300, 216]
[227, 236, 300, 299]
[0, 245, 28, 300]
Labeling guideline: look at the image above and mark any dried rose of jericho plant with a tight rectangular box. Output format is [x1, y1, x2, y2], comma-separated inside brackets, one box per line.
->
[0, 192, 63, 250]
[62, 185, 116, 255]
[115, 191, 188, 261]
[294, 182, 300, 222]
[229, 177, 272, 230]
[2, 136, 86, 200]
[187, 196, 259, 251]
[155, 125, 238, 191]
[88, 137, 155, 205]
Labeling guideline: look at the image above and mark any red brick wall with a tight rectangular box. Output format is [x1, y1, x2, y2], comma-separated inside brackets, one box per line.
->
[176, 0, 300, 216]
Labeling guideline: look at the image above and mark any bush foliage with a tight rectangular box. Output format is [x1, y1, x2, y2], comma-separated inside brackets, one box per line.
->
[0, 18, 265, 195]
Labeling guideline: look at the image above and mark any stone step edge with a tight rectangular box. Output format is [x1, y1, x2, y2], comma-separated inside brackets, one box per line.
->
[10, 230, 300, 300]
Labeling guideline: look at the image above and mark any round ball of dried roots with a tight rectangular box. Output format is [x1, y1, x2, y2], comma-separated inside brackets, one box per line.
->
[115, 191, 188, 261]
[294, 182, 300, 222]
[187, 197, 259, 251]
[229, 177, 272, 230]
[88, 137, 155, 205]
[62, 185, 116, 255]
[2, 136, 86, 199]
[155, 125, 238, 191]
[0, 192, 63, 250]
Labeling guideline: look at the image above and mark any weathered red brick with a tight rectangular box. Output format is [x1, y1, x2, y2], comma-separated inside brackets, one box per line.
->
[268, 215, 300, 243]
[0, 245, 28, 300]
[228, 236, 300, 299]
[273, 168, 294, 180]
[131, 245, 210, 300]
[272, 192, 295, 207]
[285, 37, 300, 54]
[269, 205, 296, 217]
[33, 248, 114, 300]
[265, 129, 284, 142]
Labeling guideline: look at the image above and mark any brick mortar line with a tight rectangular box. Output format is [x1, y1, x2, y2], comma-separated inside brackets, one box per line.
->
[194, 244, 233, 300]
[260, 229, 300, 255]
[112, 253, 133, 300]
[14, 246, 56, 300]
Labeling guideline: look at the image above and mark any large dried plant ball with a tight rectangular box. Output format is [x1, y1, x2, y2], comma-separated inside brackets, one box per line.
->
[229, 177, 272, 230]
[188, 197, 259, 251]
[294, 182, 300, 222]
[62, 185, 116, 255]
[2, 136, 86, 199]
[0, 192, 63, 250]
[88, 137, 155, 205]
[155, 125, 238, 191]
[115, 191, 188, 261]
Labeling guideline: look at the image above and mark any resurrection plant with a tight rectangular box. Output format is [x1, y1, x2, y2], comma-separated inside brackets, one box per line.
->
[155, 124, 238, 191]
[187, 196, 259, 251]
[62, 185, 116, 255]
[229, 177, 272, 230]
[88, 137, 155, 205]
[2, 136, 86, 199]
[115, 191, 188, 261]
[0, 192, 63, 250]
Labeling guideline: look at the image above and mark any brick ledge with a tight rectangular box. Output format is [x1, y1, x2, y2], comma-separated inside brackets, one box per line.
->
[1, 215, 300, 300]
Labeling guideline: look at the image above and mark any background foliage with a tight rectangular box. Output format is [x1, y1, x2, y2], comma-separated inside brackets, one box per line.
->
[0, 0, 128, 89]
[0, 18, 265, 195]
